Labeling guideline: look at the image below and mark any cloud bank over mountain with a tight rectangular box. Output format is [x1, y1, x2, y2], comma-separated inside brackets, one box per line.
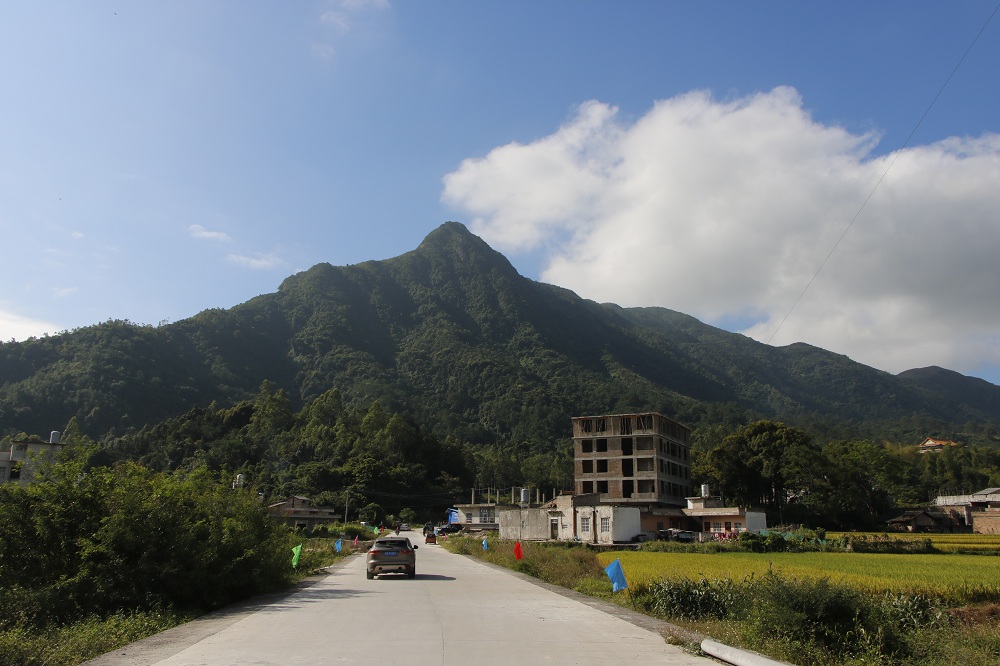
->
[443, 87, 1000, 379]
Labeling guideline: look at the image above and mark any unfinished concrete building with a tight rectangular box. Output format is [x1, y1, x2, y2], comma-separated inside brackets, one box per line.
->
[572, 412, 692, 508]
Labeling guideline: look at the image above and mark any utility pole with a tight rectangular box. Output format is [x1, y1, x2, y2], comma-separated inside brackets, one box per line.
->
[344, 489, 349, 524]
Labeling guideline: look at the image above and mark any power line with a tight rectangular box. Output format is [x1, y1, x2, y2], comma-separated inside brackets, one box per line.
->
[761, 3, 1000, 348]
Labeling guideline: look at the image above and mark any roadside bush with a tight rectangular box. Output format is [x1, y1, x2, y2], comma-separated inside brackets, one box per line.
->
[0, 457, 296, 632]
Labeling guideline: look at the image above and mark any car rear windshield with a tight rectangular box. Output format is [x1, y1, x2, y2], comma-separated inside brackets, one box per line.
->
[377, 540, 408, 549]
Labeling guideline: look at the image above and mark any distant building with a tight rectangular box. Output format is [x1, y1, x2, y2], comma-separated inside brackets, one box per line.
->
[572, 412, 692, 507]
[494, 412, 765, 543]
[0, 431, 64, 485]
[917, 438, 959, 454]
[267, 496, 340, 530]
[933, 488, 1000, 533]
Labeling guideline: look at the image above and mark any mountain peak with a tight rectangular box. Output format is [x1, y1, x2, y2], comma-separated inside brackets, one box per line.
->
[410, 222, 521, 278]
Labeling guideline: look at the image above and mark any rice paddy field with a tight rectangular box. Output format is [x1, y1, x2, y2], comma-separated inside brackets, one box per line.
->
[828, 531, 1000, 553]
[596, 548, 1000, 603]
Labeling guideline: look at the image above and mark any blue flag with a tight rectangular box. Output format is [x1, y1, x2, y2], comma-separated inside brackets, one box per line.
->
[605, 558, 628, 592]
[482, 538, 488, 551]
[335, 538, 343, 553]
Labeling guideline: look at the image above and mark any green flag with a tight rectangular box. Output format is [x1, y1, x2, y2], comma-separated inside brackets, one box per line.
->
[291, 543, 303, 568]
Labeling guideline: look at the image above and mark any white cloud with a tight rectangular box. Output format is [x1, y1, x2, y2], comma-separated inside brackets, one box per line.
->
[189, 224, 232, 242]
[442, 87, 1000, 378]
[0, 308, 61, 342]
[226, 252, 284, 270]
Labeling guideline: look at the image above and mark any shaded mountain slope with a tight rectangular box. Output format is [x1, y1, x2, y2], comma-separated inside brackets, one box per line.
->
[1, 222, 997, 447]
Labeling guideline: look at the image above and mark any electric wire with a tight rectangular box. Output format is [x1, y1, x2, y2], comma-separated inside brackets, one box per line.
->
[760, 3, 1000, 350]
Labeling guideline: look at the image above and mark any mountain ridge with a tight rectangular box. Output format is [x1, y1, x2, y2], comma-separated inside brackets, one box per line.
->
[1, 222, 997, 447]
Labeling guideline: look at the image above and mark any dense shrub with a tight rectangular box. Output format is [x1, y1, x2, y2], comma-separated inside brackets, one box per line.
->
[0, 455, 296, 632]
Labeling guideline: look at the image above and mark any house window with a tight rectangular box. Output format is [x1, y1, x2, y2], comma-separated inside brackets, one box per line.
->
[601, 517, 610, 533]
[713, 522, 722, 532]
[582, 460, 593, 473]
[581, 516, 590, 532]
[480, 508, 494, 523]
[582, 481, 594, 493]
[735, 522, 743, 531]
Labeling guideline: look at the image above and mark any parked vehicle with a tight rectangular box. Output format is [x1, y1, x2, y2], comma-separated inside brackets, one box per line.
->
[423, 522, 435, 536]
[366, 537, 418, 579]
[436, 523, 464, 535]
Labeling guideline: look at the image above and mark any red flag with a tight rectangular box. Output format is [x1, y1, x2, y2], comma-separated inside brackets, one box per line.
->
[514, 542, 524, 560]
[353, 535, 358, 546]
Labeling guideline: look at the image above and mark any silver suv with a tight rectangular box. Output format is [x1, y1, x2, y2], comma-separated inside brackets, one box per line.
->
[366, 536, 418, 579]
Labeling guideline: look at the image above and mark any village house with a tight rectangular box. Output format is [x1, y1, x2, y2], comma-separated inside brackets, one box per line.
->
[0, 431, 64, 485]
[496, 412, 766, 543]
[267, 496, 340, 531]
[917, 437, 959, 454]
[933, 488, 1000, 533]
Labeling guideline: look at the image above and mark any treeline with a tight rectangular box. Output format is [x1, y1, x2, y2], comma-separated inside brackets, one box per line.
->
[85, 381, 573, 523]
[0, 454, 295, 647]
[693, 420, 1000, 529]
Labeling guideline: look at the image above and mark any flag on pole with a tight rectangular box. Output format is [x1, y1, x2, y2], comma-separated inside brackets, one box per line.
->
[335, 539, 343, 553]
[604, 558, 628, 592]
[354, 535, 359, 547]
[291, 543, 303, 568]
[482, 538, 488, 551]
[513, 541, 524, 560]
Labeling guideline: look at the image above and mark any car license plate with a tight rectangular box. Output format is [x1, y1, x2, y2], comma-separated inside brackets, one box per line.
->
[383, 551, 397, 556]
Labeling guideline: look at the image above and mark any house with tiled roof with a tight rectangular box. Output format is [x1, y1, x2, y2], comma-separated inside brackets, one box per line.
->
[917, 438, 959, 453]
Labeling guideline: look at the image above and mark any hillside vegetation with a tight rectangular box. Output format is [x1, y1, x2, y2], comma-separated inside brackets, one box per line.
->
[1, 222, 998, 452]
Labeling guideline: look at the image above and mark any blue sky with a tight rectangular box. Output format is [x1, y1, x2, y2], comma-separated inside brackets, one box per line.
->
[2, 2, 1000, 386]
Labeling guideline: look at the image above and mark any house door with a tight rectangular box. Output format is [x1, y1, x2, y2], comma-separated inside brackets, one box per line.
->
[550, 518, 559, 539]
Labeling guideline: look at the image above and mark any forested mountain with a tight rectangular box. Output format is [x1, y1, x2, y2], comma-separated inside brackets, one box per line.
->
[1, 222, 998, 449]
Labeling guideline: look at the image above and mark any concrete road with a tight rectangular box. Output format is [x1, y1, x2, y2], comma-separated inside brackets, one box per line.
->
[83, 531, 718, 666]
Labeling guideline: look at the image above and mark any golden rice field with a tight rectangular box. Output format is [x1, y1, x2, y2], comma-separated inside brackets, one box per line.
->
[827, 532, 1000, 553]
[596, 550, 1000, 602]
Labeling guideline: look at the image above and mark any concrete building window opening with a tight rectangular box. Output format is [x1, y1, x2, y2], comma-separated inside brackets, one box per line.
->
[596, 438, 608, 452]
[581, 440, 593, 453]
[638, 480, 655, 494]
[621, 437, 633, 455]
[637, 457, 654, 472]
[636, 414, 652, 431]
[597, 480, 608, 493]
[594, 418, 607, 432]
[582, 460, 593, 473]
[636, 436, 653, 451]
[601, 517, 610, 533]
[581, 419, 593, 434]
[596, 459, 608, 473]
[582, 481, 594, 493]
[621, 417, 633, 435]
